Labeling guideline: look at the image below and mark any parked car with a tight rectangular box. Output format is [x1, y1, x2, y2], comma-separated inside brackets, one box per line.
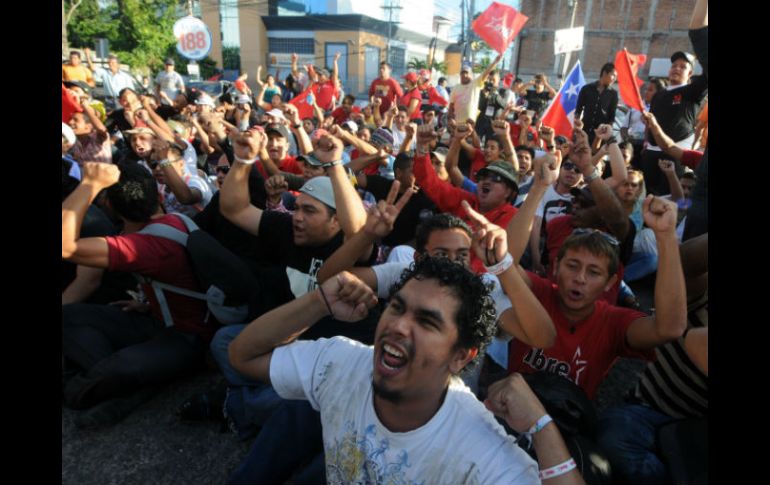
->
[186, 80, 233, 101]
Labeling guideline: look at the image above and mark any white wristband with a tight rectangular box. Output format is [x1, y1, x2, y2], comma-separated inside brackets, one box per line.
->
[539, 458, 577, 480]
[526, 414, 553, 436]
[233, 155, 258, 165]
[484, 253, 514, 275]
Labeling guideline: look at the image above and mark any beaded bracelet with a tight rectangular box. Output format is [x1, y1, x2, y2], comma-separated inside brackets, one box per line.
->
[318, 285, 334, 318]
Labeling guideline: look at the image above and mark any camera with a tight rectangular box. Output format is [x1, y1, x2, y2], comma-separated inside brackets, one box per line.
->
[484, 81, 495, 90]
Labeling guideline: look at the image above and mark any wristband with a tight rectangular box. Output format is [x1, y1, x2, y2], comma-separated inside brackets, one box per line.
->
[484, 253, 514, 275]
[539, 458, 577, 480]
[321, 160, 342, 169]
[606, 136, 618, 145]
[158, 159, 173, 169]
[233, 155, 258, 165]
[526, 414, 553, 436]
[584, 166, 601, 184]
[293, 123, 302, 130]
[546, 144, 555, 151]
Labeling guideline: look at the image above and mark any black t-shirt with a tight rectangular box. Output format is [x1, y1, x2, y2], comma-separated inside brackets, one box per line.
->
[155, 105, 178, 120]
[366, 175, 437, 247]
[647, 77, 707, 145]
[106, 109, 133, 135]
[525, 90, 552, 117]
[256, 211, 346, 304]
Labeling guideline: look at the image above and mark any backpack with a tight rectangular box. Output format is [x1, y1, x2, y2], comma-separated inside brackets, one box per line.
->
[136, 213, 258, 327]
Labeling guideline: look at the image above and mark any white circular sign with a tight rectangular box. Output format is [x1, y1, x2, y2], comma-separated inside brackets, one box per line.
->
[173, 16, 212, 61]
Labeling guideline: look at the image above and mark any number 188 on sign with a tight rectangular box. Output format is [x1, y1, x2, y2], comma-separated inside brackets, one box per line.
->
[173, 17, 212, 61]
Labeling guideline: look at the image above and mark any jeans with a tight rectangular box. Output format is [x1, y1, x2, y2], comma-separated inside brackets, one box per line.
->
[596, 403, 678, 485]
[210, 324, 283, 441]
[228, 399, 325, 485]
[62, 303, 205, 409]
[623, 250, 659, 283]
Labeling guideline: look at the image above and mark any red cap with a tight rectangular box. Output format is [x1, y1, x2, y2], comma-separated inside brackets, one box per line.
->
[403, 72, 419, 83]
[419, 69, 431, 79]
[351, 105, 362, 113]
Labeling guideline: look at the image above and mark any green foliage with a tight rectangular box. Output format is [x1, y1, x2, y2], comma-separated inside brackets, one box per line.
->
[222, 46, 242, 71]
[66, 0, 198, 76]
[406, 57, 448, 75]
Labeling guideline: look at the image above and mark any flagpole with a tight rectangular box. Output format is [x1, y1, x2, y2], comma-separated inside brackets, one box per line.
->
[623, 48, 645, 111]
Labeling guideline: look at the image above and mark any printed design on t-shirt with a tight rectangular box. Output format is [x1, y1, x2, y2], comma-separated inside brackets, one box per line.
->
[376, 85, 390, 97]
[521, 347, 588, 387]
[286, 257, 325, 298]
[672, 94, 682, 105]
[327, 422, 420, 485]
[543, 199, 573, 224]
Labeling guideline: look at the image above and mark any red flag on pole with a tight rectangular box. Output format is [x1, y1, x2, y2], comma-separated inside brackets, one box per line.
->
[62, 84, 83, 123]
[289, 86, 316, 120]
[615, 49, 647, 112]
[472, 2, 529, 54]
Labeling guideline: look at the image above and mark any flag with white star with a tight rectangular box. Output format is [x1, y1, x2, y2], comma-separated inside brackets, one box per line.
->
[472, 2, 529, 54]
[541, 61, 586, 139]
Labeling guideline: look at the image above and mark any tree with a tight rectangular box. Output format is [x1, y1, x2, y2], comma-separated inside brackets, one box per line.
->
[407, 57, 448, 75]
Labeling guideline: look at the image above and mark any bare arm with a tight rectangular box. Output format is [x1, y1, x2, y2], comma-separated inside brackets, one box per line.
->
[446, 135, 467, 188]
[626, 197, 687, 349]
[643, 112, 684, 161]
[229, 272, 378, 382]
[61, 163, 117, 268]
[290, 53, 299, 79]
[479, 53, 504, 83]
[659, 160, 684, 201]
[219, 130, 268, 236]
[283, 104, 313, 155]
[593, 125, 627, 190]
[486, 374, 586, 485]
[62, 265, 105, 305]
[151, 139, 201, 205]
[690, 0, 707, 29]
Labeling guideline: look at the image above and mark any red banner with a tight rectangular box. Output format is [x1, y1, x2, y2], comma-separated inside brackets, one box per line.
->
[472, 2, 529, 54]
[615, 49, 647, 112]
[62, 84, 83, 123]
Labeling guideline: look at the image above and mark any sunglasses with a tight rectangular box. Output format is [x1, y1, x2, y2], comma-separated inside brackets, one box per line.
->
[562, 162, 582, 173]
[215, 165, 230, 174]
[571, 228, 620, 247]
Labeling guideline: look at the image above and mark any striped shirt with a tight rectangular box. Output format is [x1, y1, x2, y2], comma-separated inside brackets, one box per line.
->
[633, 293, 708, 419]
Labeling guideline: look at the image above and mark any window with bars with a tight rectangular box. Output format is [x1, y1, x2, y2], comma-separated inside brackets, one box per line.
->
[389, 46, 406, 77]
[268, 38, 315, 54]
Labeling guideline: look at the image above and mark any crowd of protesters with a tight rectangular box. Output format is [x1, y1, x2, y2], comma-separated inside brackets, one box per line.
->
[62, 1, 707, 483]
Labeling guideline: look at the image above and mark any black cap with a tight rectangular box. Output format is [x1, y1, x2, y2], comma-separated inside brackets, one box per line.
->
[63, 80, 91, 94]
[670, 51, 694, 66]
[165, 57, 175, 65]
[264, 123, 288, 139]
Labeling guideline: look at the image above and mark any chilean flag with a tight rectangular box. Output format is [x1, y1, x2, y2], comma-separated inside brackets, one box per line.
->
[540, 61, 586, 139]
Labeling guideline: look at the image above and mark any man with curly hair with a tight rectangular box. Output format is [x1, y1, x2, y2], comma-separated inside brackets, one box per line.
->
[228, 257, 541, 484]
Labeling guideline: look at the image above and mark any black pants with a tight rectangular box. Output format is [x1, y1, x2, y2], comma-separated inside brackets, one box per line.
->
[638, 149, 684, 196]
[62, 303, 205, 409]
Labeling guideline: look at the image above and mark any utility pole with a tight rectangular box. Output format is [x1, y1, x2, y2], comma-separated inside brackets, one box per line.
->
[560, 0, 579, 83]
[382, 0, 402, 65]
[186, 0, 193, 16]
[468, 0, 475, 64]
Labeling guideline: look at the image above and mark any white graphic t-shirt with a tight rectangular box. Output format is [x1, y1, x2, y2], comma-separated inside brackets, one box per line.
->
[271, 337, 539, 485]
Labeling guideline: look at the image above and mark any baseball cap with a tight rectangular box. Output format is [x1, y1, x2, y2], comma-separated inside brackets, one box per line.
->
[165, 57, 175, 65]
[570, 186, 596, 206]
[63, 80, 90, 94]
[670, 51, 695, 66]
[431, 147, 448, 164]
[461, 62, 473, 73]
[477, 161, 519, 191]
[264, 123, 288, 138]
[341, 120, 359, 132]
[62, 122, 76, 145]
[370, 128, 394, 148]
[403, 72, 419, 84]
[124, 127, 155, 136]
[266, 108, 287, 121]
[299, 176, 336, 210]
[296, 152, 325, 167]
[195, 94, 215, 107]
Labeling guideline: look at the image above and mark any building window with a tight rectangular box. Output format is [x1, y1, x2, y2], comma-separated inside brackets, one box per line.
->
[268, 38, 315, 54]
[389, 46, 405, 76]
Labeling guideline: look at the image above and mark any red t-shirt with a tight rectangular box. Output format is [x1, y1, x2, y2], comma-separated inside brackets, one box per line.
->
[369, 78, 404, 115]
[545, 215, 624, 305]
[469, 148, 487, 182]
[400, 88, 423, 120]
[312, 81, 338, 111]
[508, 272, 652, 399]
[331, 106, 350, 125]
[105, 214, 215, 341]
[509, 123, 539, 147]
[256, 156, 303, 179]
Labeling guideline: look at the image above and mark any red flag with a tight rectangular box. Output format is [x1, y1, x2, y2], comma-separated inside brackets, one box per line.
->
[502, 73, 514, 89]
[289, 86, 316, 119]
[615, 49, 647, 112]
[472, 2, 529, 54]
[62, 84, 83, 123]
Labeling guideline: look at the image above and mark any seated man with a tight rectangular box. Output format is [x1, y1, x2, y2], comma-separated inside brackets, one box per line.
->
[62, 163, 215, 428]
[228, 257, 573, 484]
[502, 147, 688, 400]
